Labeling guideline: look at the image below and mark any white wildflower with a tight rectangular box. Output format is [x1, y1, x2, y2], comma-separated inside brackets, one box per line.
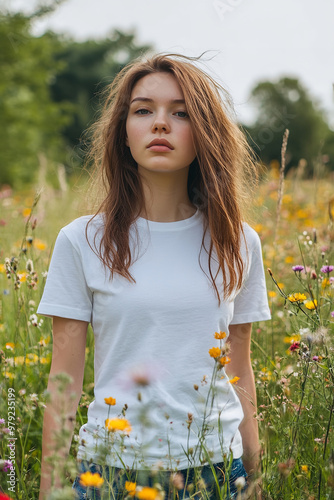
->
[234, 476, 246, 491]
[29, 314, 38, 327]
[26, 259, 34, 272]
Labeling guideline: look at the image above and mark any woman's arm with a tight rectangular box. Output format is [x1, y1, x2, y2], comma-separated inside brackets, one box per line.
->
[39, 317, 88, 500]
[226, 323, 261, 478]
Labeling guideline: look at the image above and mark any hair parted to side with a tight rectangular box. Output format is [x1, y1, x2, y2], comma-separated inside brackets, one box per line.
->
[84, 51, 260, 306]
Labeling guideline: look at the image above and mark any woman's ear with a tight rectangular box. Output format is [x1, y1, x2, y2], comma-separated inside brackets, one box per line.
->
[125, 135, 129, 147]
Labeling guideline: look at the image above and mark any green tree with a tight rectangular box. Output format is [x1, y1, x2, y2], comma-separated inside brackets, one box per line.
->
[244, 77, 333, 174]
[0, 3, 72, 187]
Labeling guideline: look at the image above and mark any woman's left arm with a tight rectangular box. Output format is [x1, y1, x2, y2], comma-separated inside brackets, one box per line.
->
[225, 322, 261, 477]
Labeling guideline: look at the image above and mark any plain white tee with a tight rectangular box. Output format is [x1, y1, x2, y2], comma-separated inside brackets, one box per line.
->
[37, 207, 271, 470]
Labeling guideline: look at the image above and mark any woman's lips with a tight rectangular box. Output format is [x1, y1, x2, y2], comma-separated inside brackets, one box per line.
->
[147, 145, 172, 152]
[147, 138, 174, 149]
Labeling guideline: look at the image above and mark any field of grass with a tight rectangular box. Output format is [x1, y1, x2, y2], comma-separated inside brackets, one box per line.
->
[0, 167, 333, 499]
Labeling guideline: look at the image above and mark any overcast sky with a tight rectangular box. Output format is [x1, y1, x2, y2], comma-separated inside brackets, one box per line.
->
[7, 0, 334, 127]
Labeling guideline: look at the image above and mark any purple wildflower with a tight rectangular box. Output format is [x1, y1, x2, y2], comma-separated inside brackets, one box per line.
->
[321, 265, 334, 274]
[3, 460, 13, 472]
[0, 418, 5, 425]
[292, 265, 304, 272]
[312, 356, 319, 362]
[331, 311, 334, 318]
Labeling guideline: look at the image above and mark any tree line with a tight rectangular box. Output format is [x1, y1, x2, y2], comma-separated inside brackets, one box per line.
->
[1, 2, 333, 187]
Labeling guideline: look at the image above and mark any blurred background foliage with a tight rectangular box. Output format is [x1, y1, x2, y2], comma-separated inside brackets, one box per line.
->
[0, 0, 333, 188]
[0, 1, 151, 188]
[244, 77, 334, 174]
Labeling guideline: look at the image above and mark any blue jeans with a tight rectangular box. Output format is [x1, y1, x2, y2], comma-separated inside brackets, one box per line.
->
[72, 457, 248, 499]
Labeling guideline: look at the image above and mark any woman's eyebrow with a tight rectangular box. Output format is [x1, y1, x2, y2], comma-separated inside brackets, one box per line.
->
[130, 97, 185, 105]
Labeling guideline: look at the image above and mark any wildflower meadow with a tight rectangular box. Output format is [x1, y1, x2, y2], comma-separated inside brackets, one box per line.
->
[0, 161, 333, 499]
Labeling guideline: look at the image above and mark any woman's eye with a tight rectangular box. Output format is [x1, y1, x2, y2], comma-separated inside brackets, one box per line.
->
[175, 111, 188, 118]
[135, 109, 150, 115]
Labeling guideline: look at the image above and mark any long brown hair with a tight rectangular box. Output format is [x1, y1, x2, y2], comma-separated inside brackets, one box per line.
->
[84, 51, 259, 306]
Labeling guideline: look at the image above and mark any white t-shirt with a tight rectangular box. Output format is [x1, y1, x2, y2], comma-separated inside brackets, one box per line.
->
[37, 207, 271, 470]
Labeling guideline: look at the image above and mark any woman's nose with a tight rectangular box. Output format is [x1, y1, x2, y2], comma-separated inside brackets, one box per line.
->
[151, 112, 170, 132]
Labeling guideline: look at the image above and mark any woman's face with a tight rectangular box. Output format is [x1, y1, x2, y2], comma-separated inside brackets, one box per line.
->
[125, 72, 197, 176]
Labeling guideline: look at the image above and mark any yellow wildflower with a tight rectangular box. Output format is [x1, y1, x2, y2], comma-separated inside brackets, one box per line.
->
[40, 356, 50, 364]
[0, 264, 5, 273]
[4, 371, 15, 379]
[285, 256, 294, 264]
[277, 282, 285, 289]
[305, 300, 317, 310]
[214, 331, 226, 340]
[288, 293, 307, 303]
[79, 471, 104, 488]
[268, 291, 276, 298]
[22, 208, 31, 218]
[104, 397, 116, 406]
[13, 356, 25, 365]
[229, 376, 240, 384]
[125, 481, 137, 496]
[33, 239, 47, 251]
[296, 209, 308, 219]
[208, 347, 221, 359]
[301, 465, 308, 473]
[282, 194, 292, 204]
[105, 418, 132, 434]
[253, 223, 263, 233]
[25, 353, 39, 364]
[322, 278, 330, 288]
[18, 272, 27, 282]
[258, 369, 272, 382]
[38, 336, 51, 347]
[5, 342, 15, 350]
[219, 356, 231, 367]
[136, 487, 159, 500]
[284, 335, 300, 344]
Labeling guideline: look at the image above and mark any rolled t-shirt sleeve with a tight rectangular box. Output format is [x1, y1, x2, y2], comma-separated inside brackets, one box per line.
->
[230, 230, 271, 325]
[37, 229, 93, 322]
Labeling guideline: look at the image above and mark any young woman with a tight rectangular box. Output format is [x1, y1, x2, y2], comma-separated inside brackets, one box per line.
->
[38, 52, 271, 500]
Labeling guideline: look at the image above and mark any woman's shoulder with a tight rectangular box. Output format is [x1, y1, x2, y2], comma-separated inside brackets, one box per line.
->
[59, 214, 104, 244]
[240, 222, 261, 248]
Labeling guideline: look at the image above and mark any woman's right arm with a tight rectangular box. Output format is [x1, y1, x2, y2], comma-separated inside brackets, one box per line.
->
[39, 316, 88, 500]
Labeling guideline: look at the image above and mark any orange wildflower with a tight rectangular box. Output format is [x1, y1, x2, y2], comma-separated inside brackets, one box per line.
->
[105, 418, 132, 434]
[219, 356, 231, 367]
[104, 397, 116, 406]
[214, 331, 226, 340]
[136, 487, 159, 500]
[125, 481, 136, 496]
[228, 376, 240, 384]
[208, 347, 221, 359]
[80, 471, 104, 487]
